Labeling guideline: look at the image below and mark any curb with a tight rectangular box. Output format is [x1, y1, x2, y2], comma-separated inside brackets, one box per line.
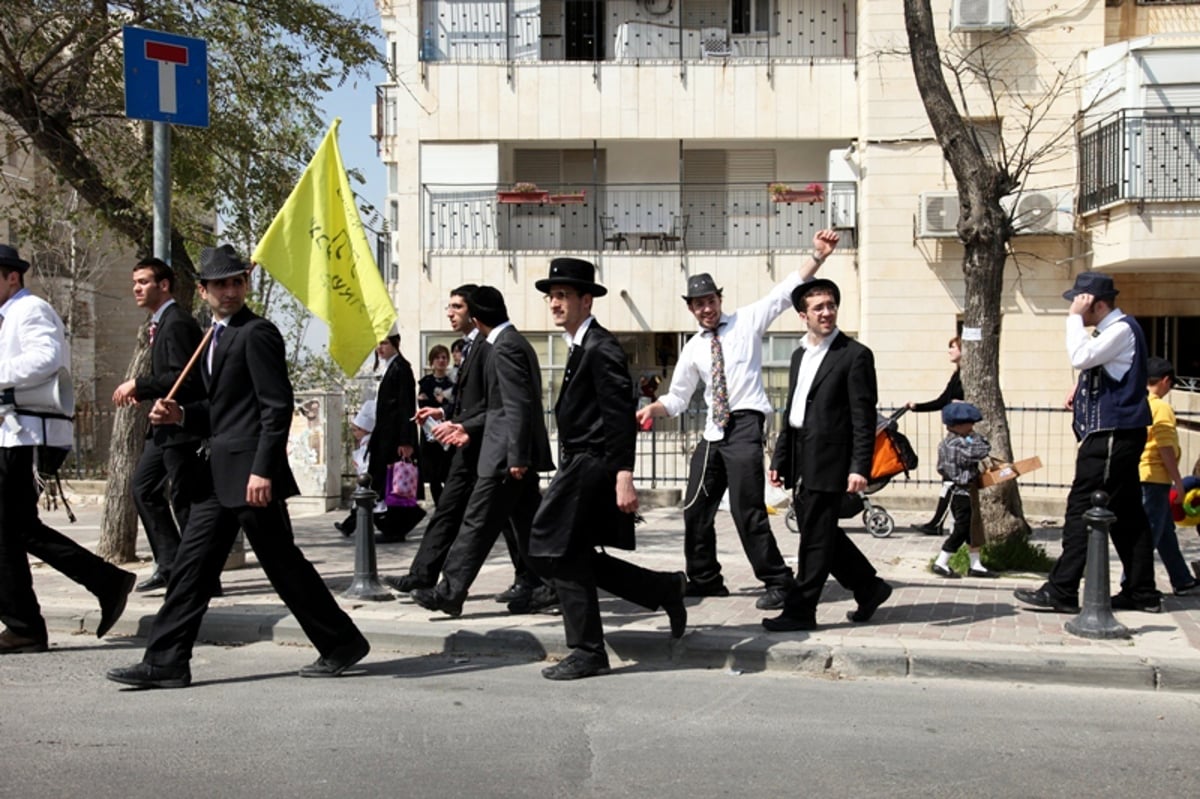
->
[43, 603, 1200, 692]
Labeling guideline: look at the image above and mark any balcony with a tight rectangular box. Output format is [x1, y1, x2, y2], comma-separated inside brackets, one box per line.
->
[421, 180, 857, 254]
[418, 0, 857, 63]
[1079, 108, 1200, 270]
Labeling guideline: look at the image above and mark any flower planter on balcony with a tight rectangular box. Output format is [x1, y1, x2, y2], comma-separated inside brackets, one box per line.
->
[771, 190, 824, 204]
[548, 192, 587, 204]
[497, 190, 551, 204]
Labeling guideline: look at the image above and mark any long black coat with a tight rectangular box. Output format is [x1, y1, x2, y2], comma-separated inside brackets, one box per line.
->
[771, 332, 877, 494]
[530, 320, 636, 556]
[181, 305, 300, 507]
[136, 301, 203, 448]
[477, 324, 553, 477]
[368, 352, 418, 493]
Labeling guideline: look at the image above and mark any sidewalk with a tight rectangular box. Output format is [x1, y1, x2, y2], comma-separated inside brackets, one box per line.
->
[28, 498, 1200, 692]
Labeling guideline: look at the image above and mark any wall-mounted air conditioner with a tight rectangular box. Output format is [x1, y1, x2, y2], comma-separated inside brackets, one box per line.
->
[918, 191, 961, 238]
[1003, 190, 1076, 235]
[951, 0, 1012, 32]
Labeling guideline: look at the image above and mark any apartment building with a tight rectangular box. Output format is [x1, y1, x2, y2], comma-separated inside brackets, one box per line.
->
[374, 0, 1200, 492]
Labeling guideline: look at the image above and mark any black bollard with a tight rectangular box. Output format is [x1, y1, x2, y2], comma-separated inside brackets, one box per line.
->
[1065, 491, 1129, 640]
[342, 475, 394, 601]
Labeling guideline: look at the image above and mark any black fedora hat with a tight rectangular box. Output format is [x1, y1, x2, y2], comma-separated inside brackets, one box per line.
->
[0, 244, 30, 274]
[791, 278, 841, 311]
[198, 244, 249, 282]
[1062, 271, 1118, 301]
[535, 258, 607, 297]
[682, 273, 722, 301]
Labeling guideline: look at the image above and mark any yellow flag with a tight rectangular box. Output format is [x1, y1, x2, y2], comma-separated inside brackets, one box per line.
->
[252, 118, 396, 376]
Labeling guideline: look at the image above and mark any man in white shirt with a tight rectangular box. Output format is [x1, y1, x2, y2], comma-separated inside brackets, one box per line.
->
[0, 244, 136, 654]
[637, 230, 839, 610]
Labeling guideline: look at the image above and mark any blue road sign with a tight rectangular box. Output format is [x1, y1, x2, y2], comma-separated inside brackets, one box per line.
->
[123, 26, 209, 128]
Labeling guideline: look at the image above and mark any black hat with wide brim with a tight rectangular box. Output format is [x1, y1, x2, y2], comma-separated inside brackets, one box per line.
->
[198, 244, 250, 281]
[0, 244, 30, 274]
[535, 257, 608, 297]
[791, 278, 841, 311]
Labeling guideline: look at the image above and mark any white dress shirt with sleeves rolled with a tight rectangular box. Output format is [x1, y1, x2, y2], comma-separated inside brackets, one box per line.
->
[0, 288, 73, 448]
[659, 271, 811, 442]
[1065, 307, 1136, 381]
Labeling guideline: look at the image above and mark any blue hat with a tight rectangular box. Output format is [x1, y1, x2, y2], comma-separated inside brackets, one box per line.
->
[1062, 271, 1118, 301]
[942, 402, 982, 425]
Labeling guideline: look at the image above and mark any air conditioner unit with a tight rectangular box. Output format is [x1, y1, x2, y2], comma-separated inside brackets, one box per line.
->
[1003, 190, 1075, 235]
[918, 192, 961, 238]
[950, 0, 1012, 32]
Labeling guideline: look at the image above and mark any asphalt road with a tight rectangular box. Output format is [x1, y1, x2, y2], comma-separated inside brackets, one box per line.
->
[3, 634, 1199, 798]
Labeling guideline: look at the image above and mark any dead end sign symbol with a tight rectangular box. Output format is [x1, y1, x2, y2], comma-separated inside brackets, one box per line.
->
[144, 41, 188, 114]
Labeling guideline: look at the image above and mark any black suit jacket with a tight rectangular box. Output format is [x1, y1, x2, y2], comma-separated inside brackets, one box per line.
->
[771, 332, 877, 494]
[136, 301, 203, 447]
[181, 305, 300, 507]
[477, 325, 554, 477]
[453, 335, 490, 442]
[369, 353, 418, 486]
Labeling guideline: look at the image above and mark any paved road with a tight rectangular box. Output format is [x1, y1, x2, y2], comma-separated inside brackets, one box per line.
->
[3, 635, 1200, 798]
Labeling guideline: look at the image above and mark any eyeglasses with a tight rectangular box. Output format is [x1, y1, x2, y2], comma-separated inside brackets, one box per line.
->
[543, 290, 578, 303]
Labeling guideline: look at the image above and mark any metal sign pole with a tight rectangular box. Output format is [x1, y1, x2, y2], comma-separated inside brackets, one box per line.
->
[153, 121, 170, 263]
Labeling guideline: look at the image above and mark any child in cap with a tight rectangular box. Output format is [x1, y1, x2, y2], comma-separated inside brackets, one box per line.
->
[931, 402, 993, 578]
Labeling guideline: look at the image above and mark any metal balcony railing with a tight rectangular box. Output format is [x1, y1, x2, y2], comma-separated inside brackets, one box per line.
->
[1079, 108, 1200, 214]
[422, 181, 856, 253]
[418, 0, 857, 63]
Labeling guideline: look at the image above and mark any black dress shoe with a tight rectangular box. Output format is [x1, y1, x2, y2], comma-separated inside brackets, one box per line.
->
[755, 586, 789, 610]
[384, 574, 431, 593]
[410, 587, 463, 618]
[334, 518, 356, 537]
[685, 582, 730, 598]
[299, 636, 370, 678]
[968, 567, 998, 578]
[136, 572, 168, 592]
[1013, 586, 1080, 614]
[932, 563, 959, 579]
[0, 628, 49, 655]
[97, 571, 137, 638]
[848, 579, 893, 623]
[762, 613, 818, 632]
[912, 522, 942, 535]
[541, 653, 611, 681]
[106, 661, 192, 689]
[1110, 593, 1163, 613]
[508, 585, 560, 615]
[496, 583, 532, 604]
[662, 572, 687, 638]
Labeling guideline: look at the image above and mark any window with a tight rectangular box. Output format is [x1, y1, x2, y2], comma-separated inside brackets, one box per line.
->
[1136, 315, 1200, 380]
[731, 0, 772, 35]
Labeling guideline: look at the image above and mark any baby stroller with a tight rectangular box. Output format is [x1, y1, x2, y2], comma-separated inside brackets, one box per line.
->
[784, 407, 918, 538]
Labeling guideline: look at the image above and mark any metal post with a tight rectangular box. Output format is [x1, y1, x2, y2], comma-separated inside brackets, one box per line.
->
[1065, 491, 1130, 640]
[152, 122, 170, 262]
[342, 476, 393, 600]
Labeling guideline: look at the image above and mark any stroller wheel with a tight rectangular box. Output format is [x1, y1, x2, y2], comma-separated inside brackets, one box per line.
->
[864, 508, 894, 538]
[784, 506, 799, 533]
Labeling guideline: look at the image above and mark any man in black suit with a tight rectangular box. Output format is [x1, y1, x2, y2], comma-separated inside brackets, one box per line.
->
[112, 258, 208, 592]
[106, 245, 368, 688]
[764, 278, 892, 632]
[384, 285, 491, 593]
[528, 258, 687, 681]
[410, 286, 553, 616]
[369, 331, 424, 542]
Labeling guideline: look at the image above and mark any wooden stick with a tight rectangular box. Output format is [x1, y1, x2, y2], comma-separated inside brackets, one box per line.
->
[165, 325, 213, 402]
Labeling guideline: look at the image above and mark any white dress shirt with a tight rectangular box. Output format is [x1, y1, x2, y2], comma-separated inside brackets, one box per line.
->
[659, 271, 811, 441]
[788, 329, 840, 429]
[0, 288, 73, 448]
[486, 320, 513, 344]
[561, 315, 596, 351]
[1066, 307, 1136, 381]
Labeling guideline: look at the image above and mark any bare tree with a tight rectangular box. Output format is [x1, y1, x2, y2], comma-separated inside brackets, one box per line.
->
[901, 2, 1086, 542]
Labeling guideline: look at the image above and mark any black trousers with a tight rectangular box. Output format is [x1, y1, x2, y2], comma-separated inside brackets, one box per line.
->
[783, 486, 879, 622]
[682, 411, 793, 590]
[132, 439, 208, 577]
[531, 541, 674, 659]
[941, 491, 973, 554]
[436, 471, 543, 603]
[402, 447, 477, 584]
[420, 439, 451, 505]
[143, 494, 364, 666]
[1046, 429, 1158, 604]
[0, 447, 127, 641]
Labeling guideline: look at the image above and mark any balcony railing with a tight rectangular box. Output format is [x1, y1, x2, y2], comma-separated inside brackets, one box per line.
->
[422, 181, 856, 253]
[418, 0, 857, 63]
[1079, 108, 1200, 214]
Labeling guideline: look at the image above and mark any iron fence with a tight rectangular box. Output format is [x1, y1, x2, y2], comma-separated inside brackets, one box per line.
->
[1079, 108, 1200, 213]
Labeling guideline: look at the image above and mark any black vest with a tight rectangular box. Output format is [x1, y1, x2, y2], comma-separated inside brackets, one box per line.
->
[1071, 315, 1152, 441]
